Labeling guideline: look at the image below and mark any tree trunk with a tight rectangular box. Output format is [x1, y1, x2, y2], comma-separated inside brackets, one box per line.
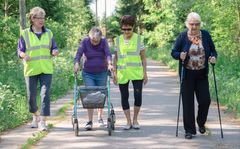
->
[235, 0, 240, 56]
[4, 0, 8, 17]
[19, 0, 26, 30]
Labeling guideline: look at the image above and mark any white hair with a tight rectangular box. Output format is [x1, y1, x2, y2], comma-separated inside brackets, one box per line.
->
[89, 27, 102, 40]
[185, 12, 202, 28]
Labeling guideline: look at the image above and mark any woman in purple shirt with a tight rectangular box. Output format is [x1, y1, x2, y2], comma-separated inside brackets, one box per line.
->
[74, 27, 112, 130]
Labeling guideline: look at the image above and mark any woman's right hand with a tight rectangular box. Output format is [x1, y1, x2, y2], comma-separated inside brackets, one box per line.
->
[24, 55, 31, 61]
[20, 52, 31, 61]
[180, 52, 187, 61]
[74, 63, 79, 74]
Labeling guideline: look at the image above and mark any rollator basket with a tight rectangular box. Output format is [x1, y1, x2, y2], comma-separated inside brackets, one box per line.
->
[78, 86, 107, 109]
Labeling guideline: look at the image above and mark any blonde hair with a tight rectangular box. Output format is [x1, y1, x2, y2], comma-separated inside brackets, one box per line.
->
[185, 12, 202, 28]
[29, 7, 46, 24]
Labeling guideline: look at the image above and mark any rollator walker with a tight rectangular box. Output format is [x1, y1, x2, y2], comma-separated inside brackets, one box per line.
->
[71, 71, 115, 136]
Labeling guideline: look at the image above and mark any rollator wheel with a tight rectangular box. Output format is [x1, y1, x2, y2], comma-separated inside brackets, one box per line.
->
[110, 114, 115, 130]
[74, 120, 79, 136]
[110, 110, 115, 130]
[108, 118, 112, 136]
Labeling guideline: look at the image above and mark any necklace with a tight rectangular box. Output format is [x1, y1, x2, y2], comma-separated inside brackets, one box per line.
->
[188, 31, 202, 45]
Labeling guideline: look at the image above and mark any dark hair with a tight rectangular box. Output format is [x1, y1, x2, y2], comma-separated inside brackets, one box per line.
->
[121, 15, 135, 27]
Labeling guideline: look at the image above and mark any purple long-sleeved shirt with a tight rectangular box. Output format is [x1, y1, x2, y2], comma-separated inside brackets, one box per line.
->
[17, 26, 58, 57]
[74, 37, 112, 73]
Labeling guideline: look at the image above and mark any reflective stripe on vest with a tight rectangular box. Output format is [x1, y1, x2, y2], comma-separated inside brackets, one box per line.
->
[116, 33, 144, 84]
[22, 28, 53, 76]
[116, 34, 142, 68]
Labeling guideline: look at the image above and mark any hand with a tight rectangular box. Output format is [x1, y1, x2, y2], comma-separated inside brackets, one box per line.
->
[74, 63, 80, 74]
[108, 63, 113, 72]
[52, 50, 59, 56]
[180, 52, 187, 61]
[24, 55, 31, 61]
[209, 56, 216, 64]
[143, 73, 148, 85]
[20, 52, 30, 61]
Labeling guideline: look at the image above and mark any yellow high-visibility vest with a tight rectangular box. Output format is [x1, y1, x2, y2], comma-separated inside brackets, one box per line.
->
[21, 28, 53, 76]
[116, 33, 144, 84]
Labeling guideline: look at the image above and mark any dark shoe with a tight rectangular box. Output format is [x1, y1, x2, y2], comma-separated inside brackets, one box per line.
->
[185, 132, 193, 139]
[85, 121, 93, 130]
[199, 126, 206, 134]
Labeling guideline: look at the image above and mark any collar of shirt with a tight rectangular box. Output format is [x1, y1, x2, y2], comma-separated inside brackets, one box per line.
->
[30, 25, 46, 34]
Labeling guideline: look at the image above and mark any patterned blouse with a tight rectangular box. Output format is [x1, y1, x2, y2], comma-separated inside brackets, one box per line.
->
[186, 31, 206, 70]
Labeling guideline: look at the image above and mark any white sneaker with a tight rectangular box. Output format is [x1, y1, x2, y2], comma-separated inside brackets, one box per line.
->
[31, 115, 40, 128]
[39, 121, 47, 131]
[97, 119, 105, 127]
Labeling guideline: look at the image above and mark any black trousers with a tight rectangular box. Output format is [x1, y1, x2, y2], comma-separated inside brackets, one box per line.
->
[119, 80, 143, 110]
[182, 69, 211, 134]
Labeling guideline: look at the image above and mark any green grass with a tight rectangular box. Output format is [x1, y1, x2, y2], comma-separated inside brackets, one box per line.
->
[20, 101, 72, 149]
[21, 127, 49, 149]
[0, 49, 75, 133]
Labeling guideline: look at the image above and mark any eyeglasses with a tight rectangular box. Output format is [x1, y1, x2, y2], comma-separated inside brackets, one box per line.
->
[189, 23, 200, 26]
[34, 17, 45, 20]
[122, 28, 132, 31]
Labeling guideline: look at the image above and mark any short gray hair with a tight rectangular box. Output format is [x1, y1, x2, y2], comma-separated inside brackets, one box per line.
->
[29, 7, 46, 24]
[89, 27, 102, 39]
[185, 12, 202, 28]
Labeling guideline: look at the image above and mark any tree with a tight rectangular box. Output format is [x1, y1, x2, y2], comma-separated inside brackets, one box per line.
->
[19, 0, 26, 30]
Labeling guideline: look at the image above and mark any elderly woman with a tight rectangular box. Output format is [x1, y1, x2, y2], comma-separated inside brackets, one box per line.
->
[171, 12, 217, 139]
[113, 15, 148, 130]
[74, 27, 112, 130]
[17, 7, 59, 131]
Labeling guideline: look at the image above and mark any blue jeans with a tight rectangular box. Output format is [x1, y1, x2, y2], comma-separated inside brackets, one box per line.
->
[82, 70, 107, 86]
[25, 73, 52, 116]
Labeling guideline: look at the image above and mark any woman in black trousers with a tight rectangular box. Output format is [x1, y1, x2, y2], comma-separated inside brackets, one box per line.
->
[171, 12, 217, 139]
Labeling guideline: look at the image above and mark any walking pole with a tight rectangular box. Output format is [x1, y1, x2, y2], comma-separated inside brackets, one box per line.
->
[211, 63, 224, 138]
[176, 61, 184, 137]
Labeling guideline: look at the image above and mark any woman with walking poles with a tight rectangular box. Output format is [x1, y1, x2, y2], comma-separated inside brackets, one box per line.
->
[17, 7, 59, 131]
[171, 12, 217, 139]
[113, 15, 148, 130]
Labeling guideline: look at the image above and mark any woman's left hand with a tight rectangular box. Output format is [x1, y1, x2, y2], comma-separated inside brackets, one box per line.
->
[52, 50, 59, 56]
[209, 56, 216, 64]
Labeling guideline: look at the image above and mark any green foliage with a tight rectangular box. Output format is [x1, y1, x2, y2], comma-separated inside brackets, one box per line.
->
[64, 0, 95, 48]
[45, 19, 68, 49]
[141, 0, 240, 116]
[0, 82, 29, 132]
[0, 0, 94, 132]
[0, 16, 19, 63]
[105, 15, 121, 38]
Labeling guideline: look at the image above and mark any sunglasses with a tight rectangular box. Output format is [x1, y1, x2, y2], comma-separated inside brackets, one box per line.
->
[122, 28, 132, 31]
[189, 23, 200, 26]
